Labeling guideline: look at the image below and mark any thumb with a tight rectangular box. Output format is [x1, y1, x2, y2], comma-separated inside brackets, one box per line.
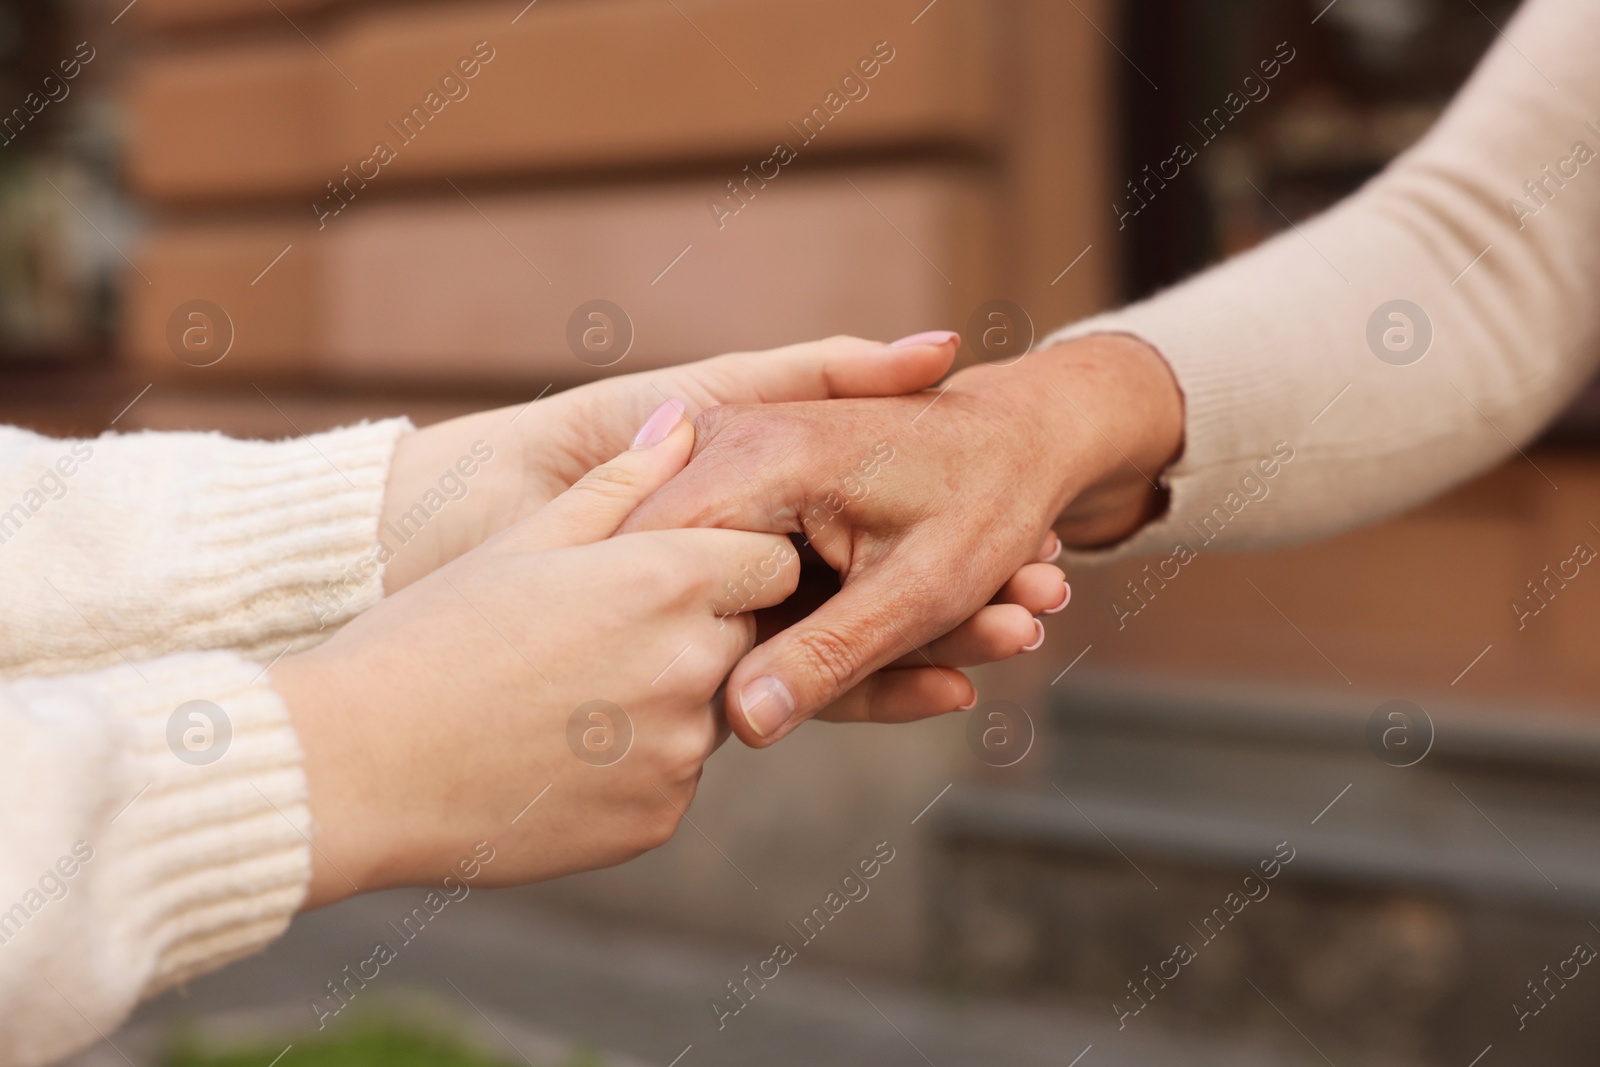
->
[724, 565, 973, 747]
[517, 399, 692, 551]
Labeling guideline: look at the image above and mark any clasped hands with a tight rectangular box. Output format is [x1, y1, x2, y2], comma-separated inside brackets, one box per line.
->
[274, 331, 1182, 908]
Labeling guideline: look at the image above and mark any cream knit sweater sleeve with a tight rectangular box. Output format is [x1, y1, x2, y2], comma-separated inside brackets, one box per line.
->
[0, 419, 409, 1067]
[0, 420, 410, 673]
[1045, 0, 1600, 556]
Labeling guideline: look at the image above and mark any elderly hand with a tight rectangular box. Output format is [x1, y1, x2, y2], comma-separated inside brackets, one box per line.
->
[621, 332, 1184, 746]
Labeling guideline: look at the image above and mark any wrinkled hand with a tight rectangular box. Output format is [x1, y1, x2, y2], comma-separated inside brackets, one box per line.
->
[621, 333, 1184, 746]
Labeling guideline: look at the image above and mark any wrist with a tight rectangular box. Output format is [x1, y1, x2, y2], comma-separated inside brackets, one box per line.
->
[377, 412, 522, 594]
[951, 332, 1184, 549]
[271, 647, 389, 909]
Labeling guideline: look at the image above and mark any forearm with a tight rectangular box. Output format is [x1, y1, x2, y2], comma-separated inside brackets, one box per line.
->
[1037, 0, 1600, 556]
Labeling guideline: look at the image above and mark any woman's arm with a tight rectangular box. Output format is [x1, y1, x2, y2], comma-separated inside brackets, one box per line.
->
[0, 411, 797, 1066]
[0, 420, 411, 677]
[0, 651, 312, 1067]
[1038, 0, 1600, 554]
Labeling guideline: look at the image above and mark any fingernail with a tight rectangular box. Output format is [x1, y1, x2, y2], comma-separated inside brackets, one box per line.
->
[1045, 582, 1072, 615]
[1022, 619, 1046, 652]
[631, 398, 686, 449]
[889, 330, 959, 348]
[740, 675, 796, 737]
[958, 692, 978, 711]
[1043, 535, 1063, 563]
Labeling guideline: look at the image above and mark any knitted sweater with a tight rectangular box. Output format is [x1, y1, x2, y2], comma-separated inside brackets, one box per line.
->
[0, 419, 409, 1067]
[1046, 0, 1600, 559]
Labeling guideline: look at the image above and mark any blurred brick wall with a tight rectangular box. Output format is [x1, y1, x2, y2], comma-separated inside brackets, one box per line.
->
[116, 0, 1118, 389]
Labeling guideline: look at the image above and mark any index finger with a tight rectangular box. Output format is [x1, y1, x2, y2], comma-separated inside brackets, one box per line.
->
[628, 528, 802, 615]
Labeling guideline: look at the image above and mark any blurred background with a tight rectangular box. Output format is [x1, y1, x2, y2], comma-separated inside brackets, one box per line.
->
[10, 0, 1600, 1064]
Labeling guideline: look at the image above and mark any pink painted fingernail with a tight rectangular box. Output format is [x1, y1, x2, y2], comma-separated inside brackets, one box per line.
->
[631, 398, 685, 449]
[740, 675, 796, 737]
[889, 330, 959, 348]
[959, 692, 979, 710]
[1022, 619, 1046, 652]
[1045, 582, 1072, 615]
[1042, 535, 1063, 563]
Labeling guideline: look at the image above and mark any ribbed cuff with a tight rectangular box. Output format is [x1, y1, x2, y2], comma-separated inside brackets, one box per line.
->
[1, 417, 413, 677]
[163, 418, 414, 658]
[79, 652, 312, 993]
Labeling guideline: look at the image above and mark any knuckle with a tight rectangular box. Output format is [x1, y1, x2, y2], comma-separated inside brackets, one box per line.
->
[662, 538, 717, 602]
[614, 548, 683, 605]
[788, 627, 864, 697]
[768, 540, 802, 596]
[693, 405, 765, 452]
[663, 716, 717, 775]
[713, 557, 763, 610]
[651, 570, 691, 609]
[981, 621, 1021, 661]
[573, 462, 643, 500]
[690, 403, 741, 442]
[639, 799, 685, 850]
[618, 536, 703, 605]
[681, 643, 737, 695]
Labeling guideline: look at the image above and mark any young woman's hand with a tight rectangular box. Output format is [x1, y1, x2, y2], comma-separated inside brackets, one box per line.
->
[271, 402, 798, 909]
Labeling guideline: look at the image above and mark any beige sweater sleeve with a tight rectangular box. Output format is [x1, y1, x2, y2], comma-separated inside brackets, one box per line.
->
[0, 420, 410, 1066]
[1045, 0, 1600, 557]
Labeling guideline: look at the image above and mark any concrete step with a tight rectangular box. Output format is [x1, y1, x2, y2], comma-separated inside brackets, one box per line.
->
[81, 890, 1350, 1067]
[928, 672, 1600, 1066]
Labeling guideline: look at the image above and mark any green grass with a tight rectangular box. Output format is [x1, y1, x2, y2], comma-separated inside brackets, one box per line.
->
[163, 1015, 608, 1067]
